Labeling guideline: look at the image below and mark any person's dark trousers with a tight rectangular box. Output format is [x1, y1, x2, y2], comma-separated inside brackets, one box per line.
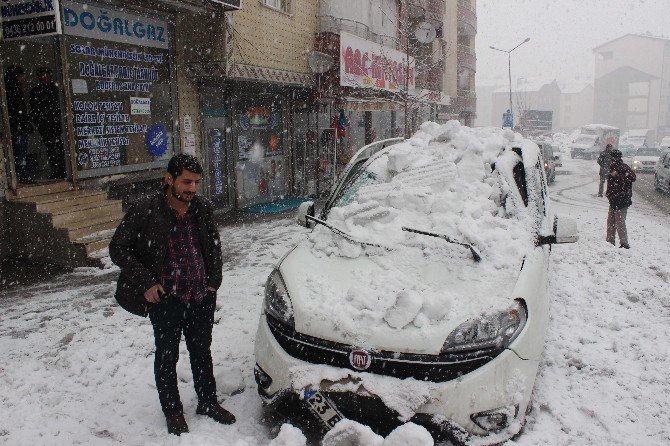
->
[149, 291, 217, 415]
[42, 134, 66, 179]
[12, 134, 29, 182]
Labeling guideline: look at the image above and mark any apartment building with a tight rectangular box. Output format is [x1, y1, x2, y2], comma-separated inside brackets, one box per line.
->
[593, 34, 670, 141]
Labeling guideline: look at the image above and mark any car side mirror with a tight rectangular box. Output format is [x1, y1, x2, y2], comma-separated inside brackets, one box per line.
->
[538, 215, 579, 245]
[295, 201, 315, 228]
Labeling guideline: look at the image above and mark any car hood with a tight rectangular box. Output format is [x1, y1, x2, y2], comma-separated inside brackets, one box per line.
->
[633, 156, 659, 162]
[278, 242, 519, 355]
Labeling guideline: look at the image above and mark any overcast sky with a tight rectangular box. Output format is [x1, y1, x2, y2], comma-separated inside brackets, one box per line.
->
[475, 0, 670, 86]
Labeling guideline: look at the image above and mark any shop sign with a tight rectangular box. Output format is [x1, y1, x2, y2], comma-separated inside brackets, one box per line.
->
[130, 97, 150, 115]
[146, 124, 168, 156]
[339, 31, 415, 93]
[62, 0, 169, 49]
[0, 0, 61, 39]
[412, 88, 450, 105]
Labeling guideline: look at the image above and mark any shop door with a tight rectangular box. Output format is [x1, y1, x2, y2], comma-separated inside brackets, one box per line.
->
[1, 36, 68, 184]
[202, 117, 233, 210]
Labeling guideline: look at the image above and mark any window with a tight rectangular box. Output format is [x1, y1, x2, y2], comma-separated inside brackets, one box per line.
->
[599, 51, 613, 60]
[263, 0, 290, 13]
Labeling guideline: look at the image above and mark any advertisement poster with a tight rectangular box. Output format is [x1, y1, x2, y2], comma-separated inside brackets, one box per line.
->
[339, 31, 415, 93]
[63, 0, 173, 170]
[234, 98, 286, 206]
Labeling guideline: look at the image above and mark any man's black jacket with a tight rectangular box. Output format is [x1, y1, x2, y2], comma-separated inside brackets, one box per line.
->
[109, 191, 223, 317]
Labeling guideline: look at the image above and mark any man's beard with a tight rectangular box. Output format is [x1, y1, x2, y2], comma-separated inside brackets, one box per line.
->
[171, 183, 195, 203]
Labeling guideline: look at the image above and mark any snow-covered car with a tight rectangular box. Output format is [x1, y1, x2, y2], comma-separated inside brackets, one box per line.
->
[253, 123, 578, 445]
[631, 147, 662, 173]
[654, 150, 670, 193]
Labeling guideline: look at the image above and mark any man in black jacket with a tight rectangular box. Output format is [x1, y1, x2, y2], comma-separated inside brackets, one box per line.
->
[4, 65, 33, 183]
[109, 154, 235, 435]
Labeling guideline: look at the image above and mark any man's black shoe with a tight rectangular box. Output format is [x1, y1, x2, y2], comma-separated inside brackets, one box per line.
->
[166, 413, 189, 435]
[196, 402, 236, 425]
[620, 244, 630, 249]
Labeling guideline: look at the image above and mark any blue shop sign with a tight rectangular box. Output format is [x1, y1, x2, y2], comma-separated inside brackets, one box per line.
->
[146, 124, 168, 157]
[61, 0, 169, 49]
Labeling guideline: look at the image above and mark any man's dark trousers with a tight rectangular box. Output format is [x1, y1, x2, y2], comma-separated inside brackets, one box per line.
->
[149, 291, 217, 415]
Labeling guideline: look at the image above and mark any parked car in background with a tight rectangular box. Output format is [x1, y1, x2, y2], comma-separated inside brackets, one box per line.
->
[254, 126, 578, 445]
[570, 124, 619, 159]
[534, 140, 558, 183]
[660, 136, 670, 152]
[655, 151, 670, 193]
[632, 147, 662, 173]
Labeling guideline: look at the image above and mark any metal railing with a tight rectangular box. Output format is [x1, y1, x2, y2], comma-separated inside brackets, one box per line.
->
[319, 15, 400, 50]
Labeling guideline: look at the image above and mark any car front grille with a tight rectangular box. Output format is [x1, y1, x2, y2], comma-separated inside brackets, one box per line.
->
[266, 315, 502, 383]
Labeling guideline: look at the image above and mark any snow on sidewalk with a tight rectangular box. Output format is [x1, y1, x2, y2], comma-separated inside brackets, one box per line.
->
[0, 157, 668, 446]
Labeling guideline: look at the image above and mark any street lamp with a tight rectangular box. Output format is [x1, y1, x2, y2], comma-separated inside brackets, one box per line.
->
[490, 37, 530, 127]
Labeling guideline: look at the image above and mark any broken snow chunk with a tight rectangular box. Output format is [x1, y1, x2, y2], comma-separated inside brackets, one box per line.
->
[383, 423, 434, 446]
[322, 419, 384, 446]
[269, 423, 307, 446]
[384, 290, 423, 329]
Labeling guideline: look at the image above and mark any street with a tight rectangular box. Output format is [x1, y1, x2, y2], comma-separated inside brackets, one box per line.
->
[0, 156, 669, 446]
[632, 171, 670, 216]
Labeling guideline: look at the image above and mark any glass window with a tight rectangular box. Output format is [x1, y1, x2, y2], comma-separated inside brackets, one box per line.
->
[263, 0, 290, 13]
[61, 1, 175, 172]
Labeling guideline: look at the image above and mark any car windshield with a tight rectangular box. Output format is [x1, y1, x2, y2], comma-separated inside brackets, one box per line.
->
[636, 148, 661, 157]
[576, 136, 596, 144]
[330, 167, 380, 210]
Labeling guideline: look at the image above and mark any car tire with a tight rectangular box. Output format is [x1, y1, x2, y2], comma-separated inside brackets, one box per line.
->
[655, 175, 663, 191]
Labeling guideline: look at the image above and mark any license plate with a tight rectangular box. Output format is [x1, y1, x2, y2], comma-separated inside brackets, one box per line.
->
[302, 389, 345, 430]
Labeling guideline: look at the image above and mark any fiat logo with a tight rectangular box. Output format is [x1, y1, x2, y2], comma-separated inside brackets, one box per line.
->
[349, 349, 372, 371]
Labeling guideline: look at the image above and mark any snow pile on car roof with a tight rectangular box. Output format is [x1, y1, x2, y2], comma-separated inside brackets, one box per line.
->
[296, 121, 542, 347]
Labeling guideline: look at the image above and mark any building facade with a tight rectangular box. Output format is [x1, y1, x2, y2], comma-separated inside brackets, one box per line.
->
[558, 82, 594, 132]
[593, 34, 670, 142]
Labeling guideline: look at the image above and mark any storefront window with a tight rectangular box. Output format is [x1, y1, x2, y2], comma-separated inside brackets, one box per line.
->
[234, 93, 287, 207]
[61, 0, 175, 174]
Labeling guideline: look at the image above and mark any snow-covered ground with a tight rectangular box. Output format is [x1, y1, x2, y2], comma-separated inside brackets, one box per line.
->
[1, 156, 668, 445]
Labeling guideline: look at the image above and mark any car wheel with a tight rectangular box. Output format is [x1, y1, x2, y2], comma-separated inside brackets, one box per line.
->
[654, 176, 662, 191]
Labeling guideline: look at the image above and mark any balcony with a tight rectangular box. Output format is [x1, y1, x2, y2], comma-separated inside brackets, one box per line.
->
[457, 44, 476, 72]
[452, 89, 476, 112]
[416, 66, 443, 91]
[457, 2, 477, 36]
[407, 0, 446, 27]
[319, 15, 400, 50]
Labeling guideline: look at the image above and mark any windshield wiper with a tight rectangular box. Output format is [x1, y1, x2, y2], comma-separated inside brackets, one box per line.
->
[402, 227, 482, 262]
[306, 215, 388, 249]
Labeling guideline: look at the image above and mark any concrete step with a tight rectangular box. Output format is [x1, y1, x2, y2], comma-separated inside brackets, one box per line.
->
[51, 201, 123, 227]
[34, 191, 109, 213]
[55, 212, 124, 231]
[67, 219, 121, 241]
[8, 182, 72, 200]
[74, 235, 112, 256]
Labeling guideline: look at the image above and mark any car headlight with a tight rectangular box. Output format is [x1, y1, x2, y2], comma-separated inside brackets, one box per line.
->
[264, 269, 294, 327]
[633, 160, 640, 164]
[441, 300, 527, 353]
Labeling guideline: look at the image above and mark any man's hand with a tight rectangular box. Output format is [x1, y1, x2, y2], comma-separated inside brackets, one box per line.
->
[610, 170, 618, 177]
[206, 286, 216, 293]
[144, 284, 165, 303]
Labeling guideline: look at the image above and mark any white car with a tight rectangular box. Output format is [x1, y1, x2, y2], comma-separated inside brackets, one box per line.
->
[632, 147, 662, 173]
[254, 124, 578, 445]
[655, 150, 670, 193]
